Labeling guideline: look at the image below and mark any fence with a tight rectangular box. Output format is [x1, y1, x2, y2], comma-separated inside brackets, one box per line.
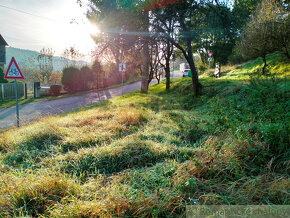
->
[0, 83, 26, 100]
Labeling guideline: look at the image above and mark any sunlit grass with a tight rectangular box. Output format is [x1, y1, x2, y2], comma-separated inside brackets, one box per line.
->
[0, 52, 289, 216]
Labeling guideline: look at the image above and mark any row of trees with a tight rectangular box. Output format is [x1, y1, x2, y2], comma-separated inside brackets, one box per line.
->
[3, 1, 286, 96]
[78, 0, 289, 97]
[61, 58, 141, 93]
[81, 0, 273, 97]
[61, 61, 103, 93]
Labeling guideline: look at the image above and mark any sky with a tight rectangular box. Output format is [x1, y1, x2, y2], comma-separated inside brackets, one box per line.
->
[0, 0, 98, 61]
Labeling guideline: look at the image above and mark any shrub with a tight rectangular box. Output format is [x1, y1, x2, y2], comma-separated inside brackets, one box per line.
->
[49, 85, 62, 96]
[61, 67, 80, 93]
[0, 68, 8, 83]
[228, 49, 245, 65]
[80, 66, 93, 91]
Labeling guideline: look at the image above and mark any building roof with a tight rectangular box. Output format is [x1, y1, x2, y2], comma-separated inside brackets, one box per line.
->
[0, 34, 8, 46]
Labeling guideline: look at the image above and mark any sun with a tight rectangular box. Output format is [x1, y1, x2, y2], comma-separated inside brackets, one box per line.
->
[86, 23, 100, 36]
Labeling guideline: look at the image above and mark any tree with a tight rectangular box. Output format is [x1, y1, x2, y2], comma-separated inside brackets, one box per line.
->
[80, 66, 93, 90]
[237, 0, 289, 74]
[0, 68, 7, 83]
[157, 39, 173, 88]
[151, 5, 176, 90]
[92, 59, 104, 89]
[140, 11, 150, 93]
[166, 1, 202, 96]
[37, 48, 54, 82]
[62, 47, 85, 67]
[232, 0, 262, 29]
[83, 0, 151, 93]
[203, 3, 236, 64]
[48, 72, 62, 84]
[147, 39, 162, 85]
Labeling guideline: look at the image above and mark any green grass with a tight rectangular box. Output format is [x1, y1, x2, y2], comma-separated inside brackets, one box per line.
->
[0, 98, 44, 109]
[0, 53, 289, 217]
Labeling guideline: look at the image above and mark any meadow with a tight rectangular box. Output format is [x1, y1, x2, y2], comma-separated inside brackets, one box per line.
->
[0, 52, 289, 217]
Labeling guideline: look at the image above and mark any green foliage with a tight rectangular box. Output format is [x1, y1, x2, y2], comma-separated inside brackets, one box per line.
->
[61, 65, 100, 93]
[232, 0, 262, 28]
[92, 60, 103, 89]
[61, 66, 80, 93]
[79, 66, 93, 91]
[0, 68, 7, 83]
[228, 48, 245, 64]
[236, 0, 290, 73]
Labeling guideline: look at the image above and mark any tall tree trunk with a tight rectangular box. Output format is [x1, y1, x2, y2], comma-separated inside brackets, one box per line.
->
[165, 38, 171, 90]
[188, 56, 201, 97]
[141, 12, 150, 94]
[165, 57, 170, 90]
[179, 17, 202, 97]
[156, 75, 160, 84]
[185, 39, 202, 97]
[262, 54, 267, 74]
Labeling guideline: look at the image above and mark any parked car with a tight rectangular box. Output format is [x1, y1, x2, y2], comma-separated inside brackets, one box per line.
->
[182, 69, 190, 77]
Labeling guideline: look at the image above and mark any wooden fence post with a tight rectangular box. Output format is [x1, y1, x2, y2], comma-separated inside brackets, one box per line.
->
[24, 83, 27, 99]
[1, 84, 4, 100]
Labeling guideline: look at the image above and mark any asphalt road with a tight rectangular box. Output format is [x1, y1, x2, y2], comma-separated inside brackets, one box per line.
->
[0, 73, 181, 130]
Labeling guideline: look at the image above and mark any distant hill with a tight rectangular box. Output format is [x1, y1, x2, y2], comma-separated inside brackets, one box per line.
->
[6, 47, 90, 72]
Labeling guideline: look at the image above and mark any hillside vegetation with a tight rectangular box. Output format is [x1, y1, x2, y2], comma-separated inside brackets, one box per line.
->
[6, 47, 89, 72]
[0, 53, 289, 217]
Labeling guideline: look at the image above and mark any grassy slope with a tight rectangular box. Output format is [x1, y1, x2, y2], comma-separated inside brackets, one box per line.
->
[0, 53, 289, 217]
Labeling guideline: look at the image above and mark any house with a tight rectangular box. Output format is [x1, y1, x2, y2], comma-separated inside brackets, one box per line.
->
[0, 34, 8, 72]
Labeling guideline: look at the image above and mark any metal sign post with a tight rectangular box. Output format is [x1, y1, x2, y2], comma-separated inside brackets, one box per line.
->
[118, 55, 126, 96]
[4, 57, 25, 127]
[14, 79, 19, 127]
[121, 66, 124, 95]
[208, 57, 212, 76]
[208, 52, 213, 76]
[118, 63, 126, 95]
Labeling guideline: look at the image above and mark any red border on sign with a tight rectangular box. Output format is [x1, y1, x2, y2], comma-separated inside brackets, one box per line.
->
[4, 57, 25, 80]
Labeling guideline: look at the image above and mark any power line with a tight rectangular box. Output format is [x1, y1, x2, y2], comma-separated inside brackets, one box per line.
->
[0, 3, 90, 27]
[0, 4, 63, 23]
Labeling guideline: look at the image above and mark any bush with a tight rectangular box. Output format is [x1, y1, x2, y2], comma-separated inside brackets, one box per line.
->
[0, 68, 8, 83]
[49, 85, 62, 96]
[228, 50, 245, 65]
[79, 66, 93, 91]
[61, 67, 80, 93]
[61, 66, 96, 93]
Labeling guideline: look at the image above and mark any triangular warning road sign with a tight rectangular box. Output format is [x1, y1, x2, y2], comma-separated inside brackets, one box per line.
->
[5, 57, 25, 80]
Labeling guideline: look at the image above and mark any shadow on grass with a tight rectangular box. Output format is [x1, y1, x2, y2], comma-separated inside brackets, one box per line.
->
[3, 131, 62, 168]
[60, 141, 195, 180]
